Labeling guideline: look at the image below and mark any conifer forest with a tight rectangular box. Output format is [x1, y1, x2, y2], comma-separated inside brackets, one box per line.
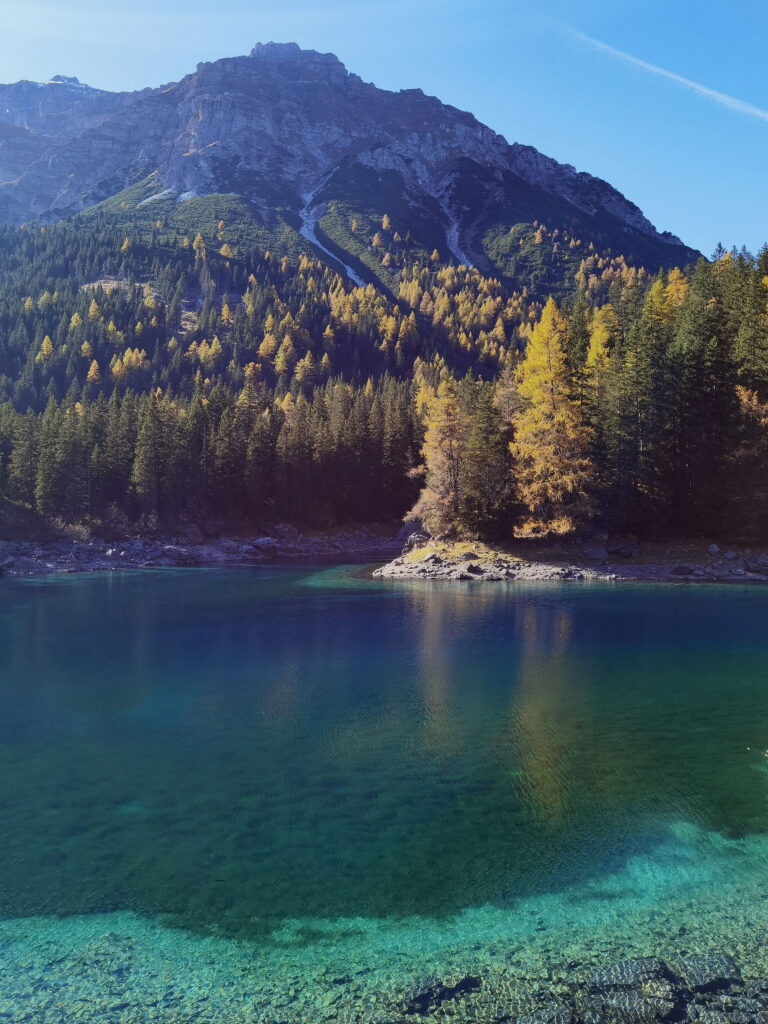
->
[0, 212, 766, 541]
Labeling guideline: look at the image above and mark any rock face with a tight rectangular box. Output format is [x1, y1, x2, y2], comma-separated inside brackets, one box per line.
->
[0, 43, 699, 281]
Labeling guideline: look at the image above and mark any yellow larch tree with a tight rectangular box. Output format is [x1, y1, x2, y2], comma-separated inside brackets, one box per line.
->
[511, 298, 594, 535]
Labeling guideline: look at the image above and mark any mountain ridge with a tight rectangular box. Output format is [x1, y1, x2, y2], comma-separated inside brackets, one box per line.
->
[0, 43, 700, 295]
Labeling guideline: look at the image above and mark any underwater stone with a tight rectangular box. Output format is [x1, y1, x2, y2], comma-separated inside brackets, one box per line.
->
[671, 954, 742, 993]
[587, 957, 669, 991]
[400, 973, 481, 1014]
[515, 1001, 573, 1024]
[583, 990, 675, 1023]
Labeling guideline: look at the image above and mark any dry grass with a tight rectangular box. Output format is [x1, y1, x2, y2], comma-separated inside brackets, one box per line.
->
[402, 538, 525, 565]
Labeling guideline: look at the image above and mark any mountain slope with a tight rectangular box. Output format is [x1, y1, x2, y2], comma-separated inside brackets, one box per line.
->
[0, 43, 700, 296]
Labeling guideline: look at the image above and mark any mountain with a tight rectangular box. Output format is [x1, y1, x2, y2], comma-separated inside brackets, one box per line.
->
[0, 43, 699, 296]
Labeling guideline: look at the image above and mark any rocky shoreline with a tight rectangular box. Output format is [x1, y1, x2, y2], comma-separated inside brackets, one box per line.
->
[4, 527, 768, 587]
[3, 933, 765, 1024]
[374, 536, 768, 584]
[0, 525, 403, 578]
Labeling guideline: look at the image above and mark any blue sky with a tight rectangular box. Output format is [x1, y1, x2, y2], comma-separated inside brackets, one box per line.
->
[1, 0, 766, 256]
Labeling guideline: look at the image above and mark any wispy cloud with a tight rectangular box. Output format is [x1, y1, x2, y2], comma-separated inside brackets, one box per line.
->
[566, 27, 768, 123]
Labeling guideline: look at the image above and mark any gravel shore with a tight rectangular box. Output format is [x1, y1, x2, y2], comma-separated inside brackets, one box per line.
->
[0, 525, 403, 578]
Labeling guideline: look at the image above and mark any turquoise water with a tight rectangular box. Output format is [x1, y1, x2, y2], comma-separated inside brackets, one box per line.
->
[1, 567, 768, 1022]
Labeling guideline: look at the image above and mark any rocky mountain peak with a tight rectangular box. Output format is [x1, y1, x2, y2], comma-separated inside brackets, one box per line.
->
[248, 42, 346, 68]
[250, 42, 311, 60]
[48, 75, 84, 86]
[0, 43, 699, 282]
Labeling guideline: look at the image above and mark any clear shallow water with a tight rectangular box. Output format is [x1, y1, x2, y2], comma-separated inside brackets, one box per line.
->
[1, 567, 768, 1022]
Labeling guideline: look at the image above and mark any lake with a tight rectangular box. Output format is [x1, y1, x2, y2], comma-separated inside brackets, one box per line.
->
[1, 566, 767, 1022]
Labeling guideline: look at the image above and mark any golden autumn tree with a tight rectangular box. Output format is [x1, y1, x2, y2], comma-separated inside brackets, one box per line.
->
[35, 335, 54, 363]
[511, 298, 594, 535]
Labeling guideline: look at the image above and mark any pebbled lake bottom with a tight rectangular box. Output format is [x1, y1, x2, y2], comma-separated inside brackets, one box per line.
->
[1, 566, 767, 1022]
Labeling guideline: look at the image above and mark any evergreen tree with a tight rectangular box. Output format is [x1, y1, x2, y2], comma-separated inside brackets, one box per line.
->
[409, 379, 468, 536]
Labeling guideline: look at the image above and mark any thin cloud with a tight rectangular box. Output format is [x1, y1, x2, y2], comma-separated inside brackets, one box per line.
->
[566, 27, 768, 123]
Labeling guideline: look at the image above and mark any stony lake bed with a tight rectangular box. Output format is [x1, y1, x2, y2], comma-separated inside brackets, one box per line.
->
[1, 565, 768, 1023]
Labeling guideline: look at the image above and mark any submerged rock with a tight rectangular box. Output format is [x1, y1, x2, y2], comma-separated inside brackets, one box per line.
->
[516, 1002, 573, 1024]
[587, 957, 669, 991]
[581, 989, 676, 1023]
[671, 954, 742, 993]
[400, 973, 481, 1014]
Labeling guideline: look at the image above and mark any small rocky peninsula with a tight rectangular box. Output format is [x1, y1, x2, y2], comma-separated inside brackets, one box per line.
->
[373, 534, 768, 584]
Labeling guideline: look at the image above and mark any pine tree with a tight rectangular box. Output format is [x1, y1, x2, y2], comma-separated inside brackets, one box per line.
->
[9, 412, 39, 506]
[131, 393, 164, 520]
[409, 378, 468, 536]
[458, 383, 515, 537]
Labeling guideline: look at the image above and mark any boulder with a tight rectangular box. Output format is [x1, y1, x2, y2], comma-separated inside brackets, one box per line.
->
[608, 535, 639, 558]
[516, 1001, 573, 1024]
[670, 954, 741, 993]
[400, 974, 480, 1015]
[708, 544, 720, 555]
[582, 990, 675, 1023]
[251, 536, 280, 550]
[161, 544, 200, 566]
[402, 531, 429, 554]
[724, 550, 739, 561]
[583, 544, 609, 562]
[587, 957, 669, 991]
[614, 544, 639, 558]
[671, 565, 694, 576]
[582, 959, 680, 1024]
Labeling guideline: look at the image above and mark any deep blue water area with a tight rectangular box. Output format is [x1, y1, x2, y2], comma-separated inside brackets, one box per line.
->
[1, 567, 767, 1022]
